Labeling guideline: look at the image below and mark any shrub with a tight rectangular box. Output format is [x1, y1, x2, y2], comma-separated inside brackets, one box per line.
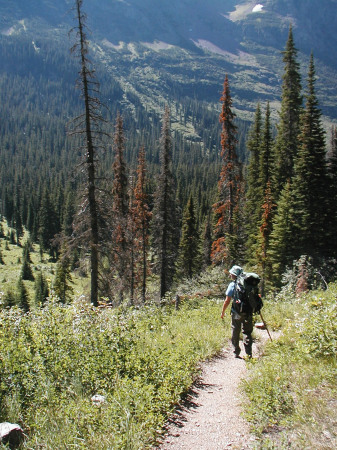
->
[243, 283, 337, 447]
[0, 295, 227, 448]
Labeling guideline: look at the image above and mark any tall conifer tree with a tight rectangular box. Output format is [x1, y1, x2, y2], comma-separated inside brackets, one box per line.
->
[62, 188, 76, 237]
[256, 181, 274, 293]
[53, 255, 74, 304]
[259, 102, 274, 193]
[212, 76, 241, 266]
[110, 114, 129, 303]
[202, 213, 213, 269]
[327, 127, 337, 253]
[270, 54, 327, 281]
[290, 53, 328, 258]
[35, 271, 49, 306]
[273, 25, 302, 199]
[131, 146, 151, 303]
[250, 102, 275, 274]
[151, 107, 179, 299]
[14, 188, 23, 246]
[245, 103, 263, 262]
[268, 181, 295, 284]
[38, 188, 58, 252]
[17, 278, 30, 312]
[177, 195, 200, 279]
[20, 243, 34, 281]
[69, 0, 106, 306]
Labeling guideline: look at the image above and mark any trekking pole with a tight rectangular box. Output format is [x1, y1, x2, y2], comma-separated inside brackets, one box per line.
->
[259, 311, 273, 342]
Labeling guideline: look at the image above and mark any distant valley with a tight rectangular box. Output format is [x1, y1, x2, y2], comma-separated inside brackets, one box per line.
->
[1, 0, 337, 131]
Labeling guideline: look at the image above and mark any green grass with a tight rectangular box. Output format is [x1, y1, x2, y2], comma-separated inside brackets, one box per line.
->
[242, 284, 337, 448]
[0, 294, 229, 449]
[2, 219, 336, 448]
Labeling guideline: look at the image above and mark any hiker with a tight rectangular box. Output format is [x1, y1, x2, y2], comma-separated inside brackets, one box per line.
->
[221, 265, 253, 358]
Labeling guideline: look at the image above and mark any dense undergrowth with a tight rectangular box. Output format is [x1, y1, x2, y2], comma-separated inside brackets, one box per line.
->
[243, 283, 337, 449]
[0, 295, 228, 449]
[1, 232, 337, 449]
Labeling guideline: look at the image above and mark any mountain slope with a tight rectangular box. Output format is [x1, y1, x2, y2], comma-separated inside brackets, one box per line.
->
[1, 0, 337, 149]
[1, 0, 337, 125]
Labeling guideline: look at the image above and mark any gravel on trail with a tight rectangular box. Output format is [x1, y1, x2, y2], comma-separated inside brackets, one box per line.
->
[158, 331, 268, 450]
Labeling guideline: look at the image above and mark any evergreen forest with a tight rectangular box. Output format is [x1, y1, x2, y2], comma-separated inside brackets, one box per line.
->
[1, 2, 337, 448]
[1, 9, 336, 305]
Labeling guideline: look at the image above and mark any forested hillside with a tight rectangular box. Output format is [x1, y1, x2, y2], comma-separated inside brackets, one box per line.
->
[1, 2, 337, 448]
[0, 0, 337, 305]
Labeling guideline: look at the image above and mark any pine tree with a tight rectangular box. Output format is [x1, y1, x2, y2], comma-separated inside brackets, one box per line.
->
[13, 189, 24, 246]
[268, 181, 295, 284]
[250, 102, 275, 272]
[327, 126, 337, 253]
[9, 229, 16, 245]
[17, 278, 30, 312]
[202, 213, 213, 269]
[53, 256, 74, 304]
[245, 103, 263, 262]
[35, 271, 49, 306]
[290, 53, 328, 258]
[273, 25, 302, 199]
[131, 146, 151, 303]
[20, 243, 34, 281]
[38, 188, 58, 252]
[128, 177, 136, 306]
[68, 0, 106, 306]
[110, 113, 129, 303]
[211, 76, 241, 266]
[3, 189, 14, 224]
[328, 126, 337, 175]
[62, 188, 76, 237]
[0, 245, 4, 265]
[26, 198, 37, 240]
[177, 195, 200, 279]
[259, 102, 274, 194]
[151, 107, 179, 299]
[4, 290, 16, 308]
[255, 181, 275, 293]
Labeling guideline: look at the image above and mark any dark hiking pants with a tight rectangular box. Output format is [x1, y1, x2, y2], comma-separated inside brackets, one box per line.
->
[231, 312, 253, 356]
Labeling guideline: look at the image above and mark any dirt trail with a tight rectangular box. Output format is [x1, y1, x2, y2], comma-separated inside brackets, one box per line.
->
[158, 330, 269, 449]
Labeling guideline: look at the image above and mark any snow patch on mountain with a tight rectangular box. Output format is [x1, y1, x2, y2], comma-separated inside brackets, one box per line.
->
[2, 26, 15, 36]
[101, 39, 125, 50]
[142, 41, 174, 51]
[2, 20, 27, 36]
[228, 2, 265, 22]
[192, 39, 259, 67]
[252, 4, 264, 13]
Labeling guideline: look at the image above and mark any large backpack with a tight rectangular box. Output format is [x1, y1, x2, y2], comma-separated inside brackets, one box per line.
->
[232, 272, 263, 315]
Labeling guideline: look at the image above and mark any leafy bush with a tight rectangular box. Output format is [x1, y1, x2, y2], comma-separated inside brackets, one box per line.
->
[243, 283, 337, 448]
[0, 296, 228, 448]
[281, 255, 337, 293]
[296, 288, 337, 358]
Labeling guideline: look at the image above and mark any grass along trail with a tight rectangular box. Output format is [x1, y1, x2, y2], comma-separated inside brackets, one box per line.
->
[158, 330, 270, 449]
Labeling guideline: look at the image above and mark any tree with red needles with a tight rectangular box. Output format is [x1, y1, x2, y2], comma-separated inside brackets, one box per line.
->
[211, 76, 242, 266]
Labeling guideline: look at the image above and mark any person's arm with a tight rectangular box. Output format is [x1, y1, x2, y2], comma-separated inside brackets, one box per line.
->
[221, 295, 231, 319]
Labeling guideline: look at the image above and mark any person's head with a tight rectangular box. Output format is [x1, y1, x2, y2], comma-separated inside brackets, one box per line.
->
[229, 265, 242, 279]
